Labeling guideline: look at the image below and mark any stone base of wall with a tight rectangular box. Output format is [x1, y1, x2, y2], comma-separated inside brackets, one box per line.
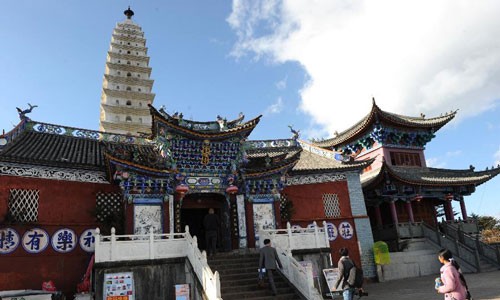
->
[94, 258, 205, 300]
[377, 239, 441, 282]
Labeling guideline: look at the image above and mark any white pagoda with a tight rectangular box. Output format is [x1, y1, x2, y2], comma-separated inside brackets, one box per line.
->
[99, 7, 155, 136]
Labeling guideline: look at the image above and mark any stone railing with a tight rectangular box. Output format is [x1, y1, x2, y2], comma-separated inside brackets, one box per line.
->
[421, 223, 479, 272]
[396, 222, 425, 239]
[259, 221, 330, 251]
[95, 227, 221, 300]
[258, 222, 329, 300]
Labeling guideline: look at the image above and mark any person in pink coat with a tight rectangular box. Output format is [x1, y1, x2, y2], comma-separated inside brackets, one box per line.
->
[436, 249, 468, 300]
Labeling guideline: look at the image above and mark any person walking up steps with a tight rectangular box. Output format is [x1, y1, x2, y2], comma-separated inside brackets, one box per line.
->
[436, 248, 469, 300]
[259, 239, 283, 296]
[334, 247, 356, 300]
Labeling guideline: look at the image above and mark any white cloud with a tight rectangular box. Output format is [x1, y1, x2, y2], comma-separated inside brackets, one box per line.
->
[446, 150, 462, 158]
[426, 157, 446, 169]
[228, 0, 500, 137]
[264, 97, 284, 115]
[276, 76, 287, 90]
[494, 146, 500, 166]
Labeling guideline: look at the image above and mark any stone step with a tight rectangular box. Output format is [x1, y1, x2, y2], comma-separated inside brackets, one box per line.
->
[222, 287, 299, 299]
[222, 281, 289, 293]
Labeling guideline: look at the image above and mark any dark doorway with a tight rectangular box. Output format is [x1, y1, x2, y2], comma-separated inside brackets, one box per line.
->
[181, 192, 230, 252]
[181, 208, 221, 251]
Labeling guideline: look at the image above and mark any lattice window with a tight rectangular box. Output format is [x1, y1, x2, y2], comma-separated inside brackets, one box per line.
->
[323, 193, 341, 218]
[96, 192, 123, 223]
[8, 189, 39, 223]
[279, 194, 294, 222]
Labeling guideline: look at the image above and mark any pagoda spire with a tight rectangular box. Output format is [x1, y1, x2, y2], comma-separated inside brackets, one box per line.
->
[124, 6, 134, 19]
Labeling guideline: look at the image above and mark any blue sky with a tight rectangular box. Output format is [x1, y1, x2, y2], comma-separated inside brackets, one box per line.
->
[0, 1, 499, 218]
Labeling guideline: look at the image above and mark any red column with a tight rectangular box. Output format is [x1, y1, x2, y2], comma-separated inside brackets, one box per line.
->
[459, 197, 468, 221]
[445, 200, 454, 221]
[374, 205, 383, 228]
[406, 201, 415, 223]
[245, 201, 255, 248]
[389, 200, 399, 225]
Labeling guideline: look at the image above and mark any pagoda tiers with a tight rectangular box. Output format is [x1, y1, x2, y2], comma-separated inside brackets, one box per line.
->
[314, 99, 500, 234]
[99, 7, 156, 135]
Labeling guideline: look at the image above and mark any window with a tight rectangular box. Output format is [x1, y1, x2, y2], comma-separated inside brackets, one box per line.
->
[128, 42, 130, 45]
[138, 88, 141, 92]
[126, 86, 131, 91]
[118, 60, 121, 63]
[136, 63, 140, 66]
[139, 118, 143, 123]
[139, 102, 142, 107]
[137, 74, 141, 78]
[115, 100, 119, 105]
[127, 61, 131, 65]
[8, 189, 39, 222]
[136, 52, 139, 55]
[116, 86, 120, 90]
[127, 51, 131, 54]
[127, 72, 131, 77]
[390, 152, 422, 167]
[95, 192, 122, 223]
[126, 101, 132, 106]
[323, 194, 341, 218]
[126, 116, 132, 122]
[117, 71, 121, 75]
[119, 50, 122, 53]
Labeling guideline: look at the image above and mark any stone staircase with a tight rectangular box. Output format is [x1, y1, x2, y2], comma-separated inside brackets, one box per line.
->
[208, 251, 303, 300]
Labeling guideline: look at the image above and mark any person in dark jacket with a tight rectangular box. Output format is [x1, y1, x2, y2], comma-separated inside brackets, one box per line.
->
[203, 208, 219, 257]
[259, 239, 283, 295]
[334, 247, 355, 300]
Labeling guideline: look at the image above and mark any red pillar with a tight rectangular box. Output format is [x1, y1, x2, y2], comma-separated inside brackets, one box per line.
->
[445, 200, 454, 221]
[459, 197, 468, 221]
[245, 201, 255, 248]
[406, 201, 415, 223]
[374, 205, 383, 228]
[389, 200, 399, 225]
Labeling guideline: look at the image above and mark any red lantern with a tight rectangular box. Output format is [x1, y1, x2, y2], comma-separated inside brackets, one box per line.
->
[175, 184, 189, 196]
[413, 194, 423, 202]
[226, 185, 238, 195]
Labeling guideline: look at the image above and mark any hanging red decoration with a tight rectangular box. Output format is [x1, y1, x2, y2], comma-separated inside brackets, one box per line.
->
[226, 185, 238, 195]
[175, 184, 189, 196]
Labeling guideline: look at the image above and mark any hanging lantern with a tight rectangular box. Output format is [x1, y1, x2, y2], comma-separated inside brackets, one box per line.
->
[413, 194, 423, 202]
[226, 185, 238, 195]
[445, 194, 454, 201]
[175, 184, 189, 196]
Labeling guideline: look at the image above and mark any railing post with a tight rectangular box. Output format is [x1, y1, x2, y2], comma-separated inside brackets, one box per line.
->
[214, 271, 221, 298]
[474, 248, 481, 273]
[496, 245, 500, 265]
[110, 227, 116, 261]
[436, 227, 442, 246]
[313, 221, 319, 248]
[287, 222, 293, 250]
[475, 235, 483, 255]
[149, 230, 155, 259]
[95, 228, 100, 263]
[323, 221, 329, 247]
[408, 221, 413, 238]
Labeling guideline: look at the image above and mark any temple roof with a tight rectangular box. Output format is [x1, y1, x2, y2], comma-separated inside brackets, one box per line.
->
[361, 161, 500, 188]
[151, 105, 260, 140]
[0, 119, 148, 171]
[314, 99, 457, 148]
[292, 141, 374, 174]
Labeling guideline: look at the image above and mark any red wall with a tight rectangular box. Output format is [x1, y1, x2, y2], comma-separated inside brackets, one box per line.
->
[282, 180, 362, 268]
[0, 175, 120, 297]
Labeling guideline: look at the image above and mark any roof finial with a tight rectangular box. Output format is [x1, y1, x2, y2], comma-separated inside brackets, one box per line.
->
[124, 6, 134, 19]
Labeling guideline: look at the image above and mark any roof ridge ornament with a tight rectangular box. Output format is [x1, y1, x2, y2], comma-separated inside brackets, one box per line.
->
[124, 6, 134, 19]
[288, 125, 300, 140]
[16, 103, 38, 120]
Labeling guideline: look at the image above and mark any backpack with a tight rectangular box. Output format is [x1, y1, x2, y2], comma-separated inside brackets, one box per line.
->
[342, 259, 364, 289]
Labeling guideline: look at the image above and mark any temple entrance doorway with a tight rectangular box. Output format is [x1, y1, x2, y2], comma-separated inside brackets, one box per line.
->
[180, 193, 231, 252]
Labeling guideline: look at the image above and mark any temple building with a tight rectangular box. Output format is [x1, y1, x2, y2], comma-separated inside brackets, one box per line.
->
[313, 99, 500, 246]
[0, 8, 377, 297]
[99, 7, 156, 135]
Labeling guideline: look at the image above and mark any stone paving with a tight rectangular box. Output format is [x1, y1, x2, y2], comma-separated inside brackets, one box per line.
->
[329, 270, 500, 300]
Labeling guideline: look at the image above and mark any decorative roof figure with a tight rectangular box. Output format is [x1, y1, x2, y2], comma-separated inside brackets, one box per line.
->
[288, 125, 300, 140]
[16, 103, 38, 120]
